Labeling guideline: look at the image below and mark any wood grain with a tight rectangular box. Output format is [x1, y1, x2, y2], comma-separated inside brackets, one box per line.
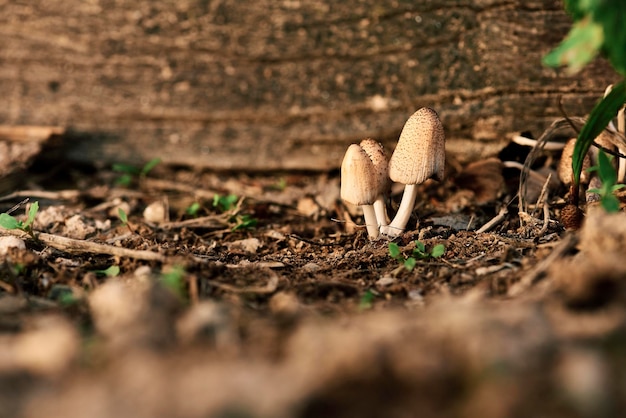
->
[0, 0, 617, 171]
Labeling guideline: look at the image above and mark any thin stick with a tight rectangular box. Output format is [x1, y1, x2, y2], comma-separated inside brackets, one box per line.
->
[508, 233, 577, 297]
[476, 205, 508, 233]
[1, 228, 165, 261]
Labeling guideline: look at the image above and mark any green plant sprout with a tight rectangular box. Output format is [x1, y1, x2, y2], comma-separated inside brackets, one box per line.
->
[212, 194, 257, 231]
[544, 1, 626, 210]
[230, 214, 257, 232]
[358, 289, 376, 311]
[0, 201, 39, 235]
[160, 265, 186, 299]
[213, 193, 239, 212]
[113, 158, 161, 186]
[587, 150, 625, 212]
[271, 177, 287, 191]
[186, 202, 201, 217]
[388, 241, 445, 272]
[118, 208, 128, 225]
[94, 265, 120, 277]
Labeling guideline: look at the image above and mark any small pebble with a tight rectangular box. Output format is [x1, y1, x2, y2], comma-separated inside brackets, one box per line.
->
[302, 262, 321, 272]
[0, 236, 26, 255]
[143, 201, 168, 224]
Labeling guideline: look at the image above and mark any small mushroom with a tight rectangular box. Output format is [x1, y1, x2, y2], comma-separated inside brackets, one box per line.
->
[380, 107, 445, 238]
[358, 138, 390, 227]
[340, 143, 385, 239]
[557, 138, 591, 187]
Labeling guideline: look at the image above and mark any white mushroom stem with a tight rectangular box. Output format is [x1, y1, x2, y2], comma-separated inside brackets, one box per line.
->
[373, 196, 388, 227]
[379, 184, 418, 238]
[361, 204, 379, 239]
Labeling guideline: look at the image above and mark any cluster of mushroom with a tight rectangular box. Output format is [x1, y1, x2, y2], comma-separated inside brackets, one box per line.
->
[340, 107, 445, 240]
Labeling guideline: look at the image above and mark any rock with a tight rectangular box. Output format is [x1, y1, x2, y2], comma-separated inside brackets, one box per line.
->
[0, 236, 25, 255]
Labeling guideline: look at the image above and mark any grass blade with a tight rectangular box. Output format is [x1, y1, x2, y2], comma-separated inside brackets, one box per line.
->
[573, 80, 626, 184]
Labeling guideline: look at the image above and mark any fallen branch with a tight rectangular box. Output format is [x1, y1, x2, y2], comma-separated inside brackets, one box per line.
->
[0, 228, 165, 262]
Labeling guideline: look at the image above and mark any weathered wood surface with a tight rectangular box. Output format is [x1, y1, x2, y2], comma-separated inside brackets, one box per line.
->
[0, 0, 617, 171]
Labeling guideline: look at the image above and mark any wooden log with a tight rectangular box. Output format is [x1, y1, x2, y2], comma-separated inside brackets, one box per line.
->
[0, 0, 617, 171]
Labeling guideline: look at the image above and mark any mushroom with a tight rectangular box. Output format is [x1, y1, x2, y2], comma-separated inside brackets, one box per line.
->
[340, 143, 386, 239]
[358, 138, 390, 227]
[557, 138, 591, 187]
[380, 107, 445, 238]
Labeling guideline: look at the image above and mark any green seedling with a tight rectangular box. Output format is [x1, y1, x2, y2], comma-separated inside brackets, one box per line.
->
[231, 214, 258, 232]
[160, 265, 186, 299]
[212, 194, 258, 231]
[544, 1, 626, 206]
[48, 284, 81, 307]
[0, 201, 39, 235]
[358, 289, 376, 311]
[94, 265, 120, 277]
[587, 150, 626, 212]
[271, 177, 288, 191]
[213, 193, 239, 212]
[118, 208, 128, 225]
[186, 202, 202, 217]
[113, 158, 161, 186]
[389, 241, 445, 272]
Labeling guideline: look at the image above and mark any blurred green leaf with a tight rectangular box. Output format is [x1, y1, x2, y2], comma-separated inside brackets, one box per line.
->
[388, 242, 401, 259]
[597, 150, 617, 185]
[112, 163, 140, 175]
[358, 289, 375, 310]
[186, 202, 201, 216]
[141, 158, 161, 177]
[0, 213, 20, 230]
[431, 244, 446, 258]
[118, 208, 128, 224]
[95, 265, 120, 277]
[404, 258, 416, 271]
[543, 17, 603, 73]
[161, 265, 186, 298]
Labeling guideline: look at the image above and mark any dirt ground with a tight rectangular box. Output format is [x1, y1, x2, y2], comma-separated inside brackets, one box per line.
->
[2, 131, 626, 418]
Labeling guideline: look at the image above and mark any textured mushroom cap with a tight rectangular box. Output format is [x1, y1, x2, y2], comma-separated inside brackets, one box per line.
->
[340, 144, 378, 205]
[388, 107, 445, 185]
[558, 138, 590, 186]
[359, 138, 389, 193]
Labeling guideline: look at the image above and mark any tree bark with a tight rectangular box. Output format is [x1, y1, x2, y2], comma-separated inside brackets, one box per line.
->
[0, 0, 617, 171]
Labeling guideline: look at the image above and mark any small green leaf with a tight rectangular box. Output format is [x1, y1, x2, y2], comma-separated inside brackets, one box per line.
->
[430, 244, 446, 258]
[0, 213, 20, 230]
[388, 242, 401, 259]
[141, 158, 161, 177]
[95, 265, 120, 277]
[601, 195, 621, 213]
[231, 214, 257, 231]
[213, 194, 239, 212]
[24, 201, 39, 229]
[597, 150, 617, 185]
[112, 163, 141, 175]
[116, 174, 133, 187]
[359, 289, 375, 310]
[118, 208, 128, 224]
[161, 265, 186, 298]
[186, 202, 201, 216]
[404, 257, 416, 271]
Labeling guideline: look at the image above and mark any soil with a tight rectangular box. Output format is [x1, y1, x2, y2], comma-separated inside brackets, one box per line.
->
[1, 139, 626, 418]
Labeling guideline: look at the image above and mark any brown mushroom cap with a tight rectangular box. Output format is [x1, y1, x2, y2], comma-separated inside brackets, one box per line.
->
[558, 138, 590, 186]
[340, 144, 378, 205]
[388, 107, 445, 185]
[359, 138, 389, 193]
